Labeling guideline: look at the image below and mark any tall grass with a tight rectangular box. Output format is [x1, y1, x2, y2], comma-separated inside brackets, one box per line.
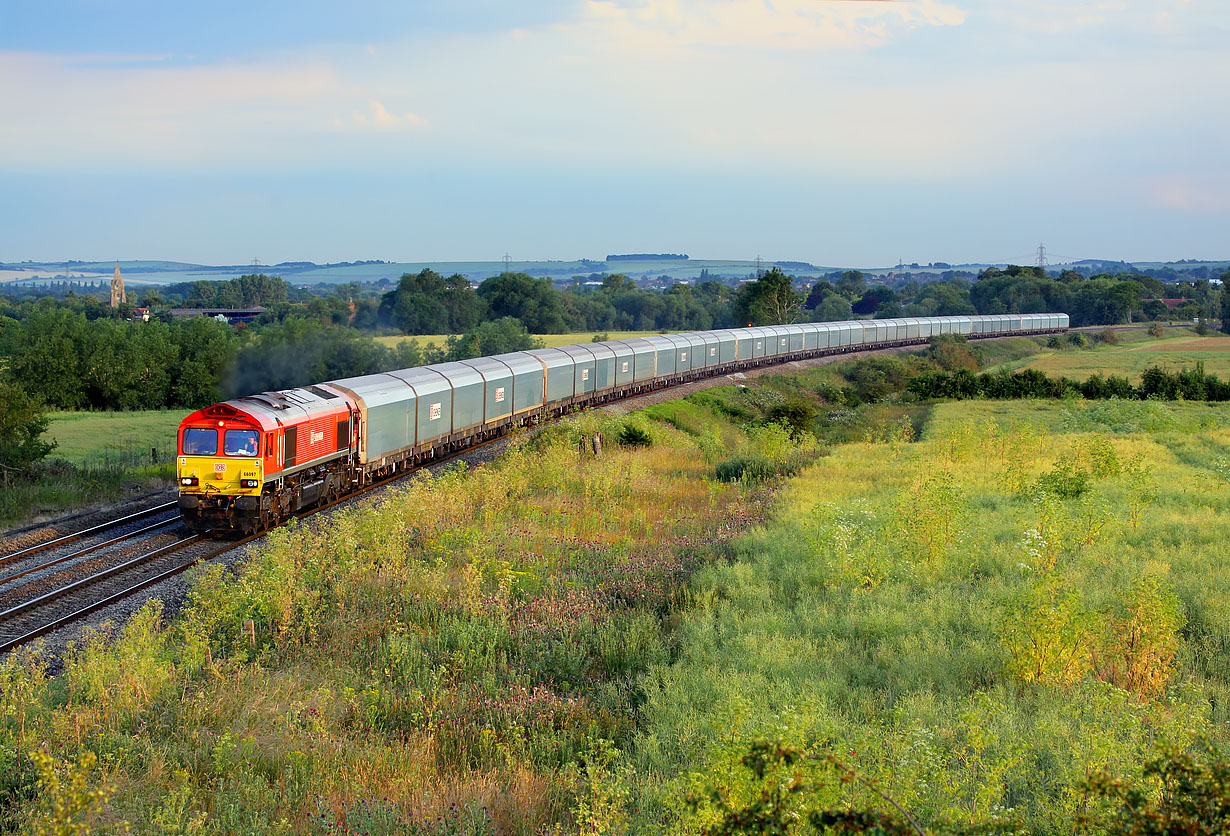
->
[629, 399, 1230, 834]
[0, 395, 798, 833]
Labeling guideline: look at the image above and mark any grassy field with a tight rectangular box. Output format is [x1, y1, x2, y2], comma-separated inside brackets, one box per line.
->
[6, 349, 1230, 831]
[374, 330, 671, 350]
[43, 409, 184, 463]
[0, 388, 801, 832]
[988, 328, 1230, 382]
[0, 411, 183, 527]
[633, 396, 1230, 833]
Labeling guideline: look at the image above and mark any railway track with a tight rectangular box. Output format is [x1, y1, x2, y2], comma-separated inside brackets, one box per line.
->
[0, 328, 1064, 656]
[0, 501, 179, 568]
[0, 434, 508, 655]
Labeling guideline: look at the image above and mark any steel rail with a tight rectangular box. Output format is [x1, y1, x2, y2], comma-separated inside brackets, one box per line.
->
[0, 501, 179, 567]
[0, 536, 199, 628]
[0, 518, 180, 589]
[0, 535, 241, 655]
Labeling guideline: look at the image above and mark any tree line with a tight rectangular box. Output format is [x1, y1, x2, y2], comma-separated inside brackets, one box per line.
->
[908, 363, 1230, 402]
[0, 307, 542, 415]
[379, 265, 1229, 336]
[2, 263, 1227, 418]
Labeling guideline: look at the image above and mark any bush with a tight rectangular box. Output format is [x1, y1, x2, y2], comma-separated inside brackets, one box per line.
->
[927, 334, 980, 372]
[616, 423, 653, 448]
[714, 454, 810, 483]
[765, 400, 817, 440]
[715, 455, 777, 482]
[1036, 457, 1091, 499]
[0, 382, 56, 473]
[1097, 328, 1119, 345]
[1149, 323, 1165, 338]
[1067, 332, 1088, 348]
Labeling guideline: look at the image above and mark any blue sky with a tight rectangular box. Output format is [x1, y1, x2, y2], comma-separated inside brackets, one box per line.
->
[2, 0, 1227, 267]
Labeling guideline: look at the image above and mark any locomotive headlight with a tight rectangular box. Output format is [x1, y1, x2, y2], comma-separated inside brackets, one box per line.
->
[240, 479, 259, 489]
[181, 476, 198, 486]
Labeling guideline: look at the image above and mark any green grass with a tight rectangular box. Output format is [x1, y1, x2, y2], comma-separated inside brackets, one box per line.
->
[0, 411, 183, 526]
[630, 398, 1230, 833]
[44, 409, 184, 462]
[7, 362, 1230, 832]
[0, 386, 804, 831]
[987, 329, 1230, 382]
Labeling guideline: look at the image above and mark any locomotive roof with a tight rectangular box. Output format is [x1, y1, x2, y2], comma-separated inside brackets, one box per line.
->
[188, 385, 351, 431]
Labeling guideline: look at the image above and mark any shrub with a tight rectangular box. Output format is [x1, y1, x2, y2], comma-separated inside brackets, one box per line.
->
[765, 400, 817, 440]
[1036, 456, 1091, 499]
[1149, 322, 1165, 338]
[927, 334, 980, 372]
[616, 423, 653, 448]
[1067, 332, 1088, 348]
[0, 382, 56, 473]
[715, 455, 776, 482]
[1097, 327, 1119, 345]
[714, 453, 809, 483]
[1082, 744, 1230, 835]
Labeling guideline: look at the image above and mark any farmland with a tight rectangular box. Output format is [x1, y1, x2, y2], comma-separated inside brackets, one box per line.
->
[43, 410, 182, 464]
[989, 327, 1230, 381]
[0, 411, 179, 525]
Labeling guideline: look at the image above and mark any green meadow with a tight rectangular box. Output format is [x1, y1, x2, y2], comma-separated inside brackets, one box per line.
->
[43, 410, 183, 463]
[0, 411, 182, 526]
[4, 356, 1230, 832]
[630, 397, 1230, 832]
[989, 328, 1230, 382]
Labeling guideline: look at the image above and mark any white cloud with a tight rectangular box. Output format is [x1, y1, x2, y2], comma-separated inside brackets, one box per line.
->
[350, 99, 425, 129]
[577, 0, 964, 51]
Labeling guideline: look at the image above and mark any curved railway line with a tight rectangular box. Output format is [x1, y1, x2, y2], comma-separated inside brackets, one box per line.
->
[0, 321, 1068, 656]
[0, 433, 512, 655]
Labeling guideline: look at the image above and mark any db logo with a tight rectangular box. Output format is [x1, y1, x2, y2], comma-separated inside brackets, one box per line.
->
[311, 431, 324, 444]
[214, 463, 226, 472]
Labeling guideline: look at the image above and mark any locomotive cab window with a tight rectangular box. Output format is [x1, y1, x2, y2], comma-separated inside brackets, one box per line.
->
[224, 429, 260, 457]
[182, 428, 218, 456]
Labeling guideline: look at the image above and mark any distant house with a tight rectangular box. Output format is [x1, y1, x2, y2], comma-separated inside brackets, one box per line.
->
[167, 306, 266, 325]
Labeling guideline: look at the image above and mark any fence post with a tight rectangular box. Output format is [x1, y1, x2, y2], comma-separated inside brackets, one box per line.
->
[243, 619, 256, 648]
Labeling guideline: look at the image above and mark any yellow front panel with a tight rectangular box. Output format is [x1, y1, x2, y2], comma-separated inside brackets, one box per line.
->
[177, 456, 263, 496]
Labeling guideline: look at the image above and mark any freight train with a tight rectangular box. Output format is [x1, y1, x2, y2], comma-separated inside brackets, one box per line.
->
[176, 313, 1068, 534]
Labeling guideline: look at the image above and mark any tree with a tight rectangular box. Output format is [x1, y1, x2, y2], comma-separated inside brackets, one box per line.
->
[379, 269, 453, 335]
[444, 317, 544, 360]
[812, 294, 853, 323]
[852, 286, 898, 316]
[836, 270, 867, 300]
[0, 382, 56, 473]
[803, 280, 836, 310]
[732, 268, 803, 326]
[1222, 272, 1230, 334]
[477, 272, 571, 333]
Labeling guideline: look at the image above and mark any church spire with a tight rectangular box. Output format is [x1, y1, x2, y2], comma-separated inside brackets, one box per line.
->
[110, 261, 126, 307]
